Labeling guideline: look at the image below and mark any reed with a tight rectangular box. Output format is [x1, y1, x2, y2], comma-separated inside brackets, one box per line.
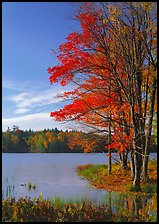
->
[2, 177, 15, 200]
[27, 181, 36, 190]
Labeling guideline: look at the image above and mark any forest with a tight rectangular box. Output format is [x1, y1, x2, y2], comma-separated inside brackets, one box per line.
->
[2, 126, 156, 154]
[2, 126, 112, 153]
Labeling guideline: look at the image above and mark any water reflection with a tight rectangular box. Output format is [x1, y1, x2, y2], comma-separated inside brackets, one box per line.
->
[98, 191, 157, 221]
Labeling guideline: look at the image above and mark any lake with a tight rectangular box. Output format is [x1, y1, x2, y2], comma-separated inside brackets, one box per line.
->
[2, 153, 157, 204]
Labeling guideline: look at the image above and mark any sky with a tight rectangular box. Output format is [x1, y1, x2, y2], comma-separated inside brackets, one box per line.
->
[2, 2, 82, 131]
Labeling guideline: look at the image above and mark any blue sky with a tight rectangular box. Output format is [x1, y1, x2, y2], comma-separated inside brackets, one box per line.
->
[2, 2, 81, 131]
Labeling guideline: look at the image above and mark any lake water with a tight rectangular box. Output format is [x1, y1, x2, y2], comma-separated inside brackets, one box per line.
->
[2, 153, 157, 204]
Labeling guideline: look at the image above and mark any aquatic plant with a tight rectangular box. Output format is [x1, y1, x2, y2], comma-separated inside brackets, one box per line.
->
[27, 181, 36, 190]
[28, 181, 32, 190]
[32, 184, 36, 190]
[2, 177, 15, 199]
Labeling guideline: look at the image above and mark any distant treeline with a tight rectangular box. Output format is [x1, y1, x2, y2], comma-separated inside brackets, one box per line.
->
[2, 128, 79, 153]
[2, 128, 107, 153]
[2, 127, 157, 153]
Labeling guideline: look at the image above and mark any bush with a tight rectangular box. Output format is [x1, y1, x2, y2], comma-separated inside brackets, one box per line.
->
[2, 196, 114, 222]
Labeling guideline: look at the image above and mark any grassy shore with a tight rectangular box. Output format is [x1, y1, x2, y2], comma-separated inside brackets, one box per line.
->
[76, 159, 157, 193]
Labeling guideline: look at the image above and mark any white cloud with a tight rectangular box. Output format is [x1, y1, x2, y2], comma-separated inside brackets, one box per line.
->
[5, 85, 72, 115]
[14, 108, 31, 114]
[2, 79, 76, 130]
[2, 113, 72, 131]
[9, 89, 62, 114]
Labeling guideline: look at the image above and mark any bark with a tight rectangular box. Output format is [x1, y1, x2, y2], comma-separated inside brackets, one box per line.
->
[131, 109, 142, 191]
[133, 151, 142, 191]
[130, 150, 135, 180]
[142, 153, 149, 182]
[108, 151, 112, 175]
[142, 77, 157, 181]
[108, 115, 112, 175]
[108, 75, 112, 175]
[132, 125, 142, 191]
[120, 151, 128, 170]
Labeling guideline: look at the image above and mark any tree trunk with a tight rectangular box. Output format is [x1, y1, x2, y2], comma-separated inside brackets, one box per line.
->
[130, 150, 135, 180]
[133, 151, 142, 191]
[142, 77, 157, 182]
[108, 151, 112, 175]
[131, 98, 143, 191]
[142, 153, 149, 182]
[108, 115, 112, 175]
[120, 152, 128, 170]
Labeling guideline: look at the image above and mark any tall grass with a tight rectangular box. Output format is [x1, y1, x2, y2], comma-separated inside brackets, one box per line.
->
[2, 177, 15, 200]
[48, 195, 90, 207]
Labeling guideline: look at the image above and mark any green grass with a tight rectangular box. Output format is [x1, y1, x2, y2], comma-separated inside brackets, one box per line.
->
[77, 161, 157, 194]
[126, 181, 157, 193]
[48, 195, 88, 207]
[77, 164, 108, 180]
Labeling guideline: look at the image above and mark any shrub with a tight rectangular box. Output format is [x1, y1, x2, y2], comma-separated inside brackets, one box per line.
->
[2, 196, 114, 222]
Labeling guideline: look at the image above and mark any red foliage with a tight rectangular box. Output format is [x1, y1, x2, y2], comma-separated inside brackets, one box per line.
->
[48, 3, 134, 154]
[15, 130, 23, 133]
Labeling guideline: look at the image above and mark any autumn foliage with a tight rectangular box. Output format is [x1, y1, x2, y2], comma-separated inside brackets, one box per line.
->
[48, 2, 157, 189]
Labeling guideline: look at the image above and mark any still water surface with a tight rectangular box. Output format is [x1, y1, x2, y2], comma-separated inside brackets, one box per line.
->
[2, 153, 157, 203]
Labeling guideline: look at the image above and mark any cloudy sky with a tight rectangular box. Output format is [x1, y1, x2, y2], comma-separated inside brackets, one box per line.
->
[2, 2, 81, 131]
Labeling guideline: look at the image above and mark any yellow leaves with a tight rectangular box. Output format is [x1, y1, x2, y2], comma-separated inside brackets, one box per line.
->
[148, 65, 157, 79]
[138, 194, 157, 221]
[11, 135, 18, 143]
[140, 2, 155, 11]
[151, 195, 157, 212]
[107, 5, 117, 15]
[103, 18, 109, 24]
[108, 15, 116, 23]
[13, 206, 18, 220]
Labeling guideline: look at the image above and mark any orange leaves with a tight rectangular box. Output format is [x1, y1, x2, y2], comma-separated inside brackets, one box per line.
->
[118, 103, 130, 113]
[106, 126, 133, 154]
[44, 140, 48, 148]
[48, 136, 54, 143]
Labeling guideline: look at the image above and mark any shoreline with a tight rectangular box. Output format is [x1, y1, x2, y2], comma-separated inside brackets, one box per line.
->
[76, 159, 157, 194]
